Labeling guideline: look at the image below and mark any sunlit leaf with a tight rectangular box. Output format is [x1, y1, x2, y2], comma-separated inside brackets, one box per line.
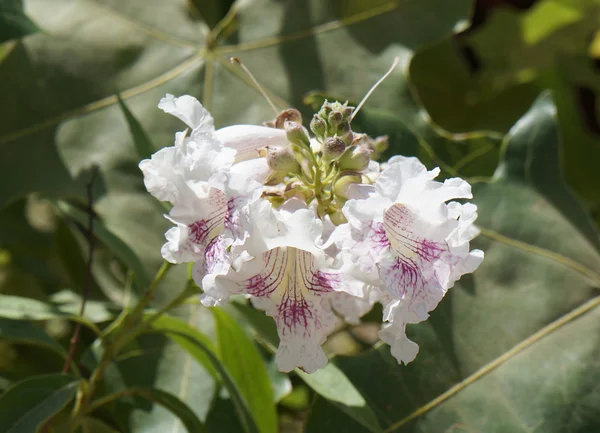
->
[212, 307, 277, 433]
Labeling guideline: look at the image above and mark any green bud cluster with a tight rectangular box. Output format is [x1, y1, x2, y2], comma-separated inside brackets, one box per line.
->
[261, 102, 382, 225]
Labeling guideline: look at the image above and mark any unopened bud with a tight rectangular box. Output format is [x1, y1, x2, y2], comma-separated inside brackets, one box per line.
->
[322, 136, 346, 161]
[284, 121, 310, 148]
[265, 146, 300, 173]
[319, 101, 333, 118]
[336, 122, 353, 145]
[328, 111, 343, 129]
[328, 209, 348, 226]
[341, 106, 354, 119]
[373, 135, 389, 154]
[334, 173, 362, 199]
[275, 109, 302, 129]
[310, 114, 327, 137]
[338, 145, 371, 172]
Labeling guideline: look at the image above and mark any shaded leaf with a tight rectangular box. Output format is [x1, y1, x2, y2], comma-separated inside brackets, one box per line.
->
[117, 95, 156, 162]
[0, 374, 79, 433]
[0, 318, 67, 360]
[0, 0, 39, 43]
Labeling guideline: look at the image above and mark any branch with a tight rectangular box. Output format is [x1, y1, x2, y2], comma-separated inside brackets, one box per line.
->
[62, 168, 98, 374]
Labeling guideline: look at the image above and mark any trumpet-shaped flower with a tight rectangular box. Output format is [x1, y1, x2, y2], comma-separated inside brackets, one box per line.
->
[140, 93, 484, 373]
[333, 156, 484, 364]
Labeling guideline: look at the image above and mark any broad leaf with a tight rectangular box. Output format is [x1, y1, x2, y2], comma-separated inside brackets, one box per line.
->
[0, 373, 79, 433]
[306, 93, 600, 431]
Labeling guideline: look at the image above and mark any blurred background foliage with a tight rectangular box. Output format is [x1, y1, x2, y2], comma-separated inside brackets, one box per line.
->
[0, 0, 599, 432]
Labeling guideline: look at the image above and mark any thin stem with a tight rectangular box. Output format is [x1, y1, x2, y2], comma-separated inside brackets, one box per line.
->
[62, 168, 98, 374]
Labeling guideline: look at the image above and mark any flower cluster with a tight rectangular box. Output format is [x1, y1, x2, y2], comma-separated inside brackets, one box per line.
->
[140, 94, 484, 373]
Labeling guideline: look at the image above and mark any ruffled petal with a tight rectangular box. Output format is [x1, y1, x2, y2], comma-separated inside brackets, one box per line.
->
[158, 94, 214, 136]
[378, 314, 419, 365]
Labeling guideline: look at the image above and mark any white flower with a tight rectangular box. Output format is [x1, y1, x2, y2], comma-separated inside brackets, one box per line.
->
[334, 156, 484, 364]
[139, 94, 280, 279]
[203, 200, 363, 373]
[140, 94, 485, 373]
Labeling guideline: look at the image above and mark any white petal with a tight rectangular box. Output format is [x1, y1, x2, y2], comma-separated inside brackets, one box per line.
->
[330, 285, 378, 324]
[208, 247, 345, 373]
[158, 94, 214, 135]
[378, 319, 419, 365]
[245, 200, 323, 257]
[216, 125, 288, 162]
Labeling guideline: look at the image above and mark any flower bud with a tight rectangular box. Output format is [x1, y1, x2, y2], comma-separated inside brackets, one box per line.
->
[338, 145, 371, 172]
[275, 109, 302, 129]
[310, 114, 326, 137]
[322, 136, 346, 161]
[333, 173, 362, 199]
[373, 135, 389, 153]
[328, 111, 343, 129]
[284, 121, 310, 148]
[328, 209, 348, 226]
[265, 146, 300, 173]
[336, 122, 353, 145]
[341, 106, 354, 119]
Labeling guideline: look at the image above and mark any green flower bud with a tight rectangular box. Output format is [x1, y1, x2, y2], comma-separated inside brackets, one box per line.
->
[338, 145, 372, 172]
[328, 209, 348, 226]
[341, 106, 354, 119]
[319, 100, 333, 118]
[336, 122, 353, 145]
[265, 146, 300, 173]
[284, 121, 311, 148]
[310, 114, 327, 137]
[322, 136, 346, 161]
[374, 135, 389, 154]
[334, 173, 362, 199]
[328, 111, 343, 129]
[275, 109, 302, 129]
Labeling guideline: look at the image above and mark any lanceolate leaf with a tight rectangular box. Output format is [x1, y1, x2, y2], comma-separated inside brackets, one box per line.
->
[306, 93, 600, 432]
[0, 318, 67, 360]
[0, 374, 80, 433]
[211, 308, 277, 433]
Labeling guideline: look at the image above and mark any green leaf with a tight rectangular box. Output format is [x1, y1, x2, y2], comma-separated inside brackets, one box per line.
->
[306, 93, 600, 432]
[94, 387, 207, 433]
[152, 314, 260, 433]
[0, 318, 67, 360]
[0, 0, 39, 43]
[0, 292, 114, 324]
[117, 95, 156, 162]
[212, 308, 277, 433]
[83, 306, 217, 433]
[415, 1, 600, 213]
[0, 374, 79, 433]
[54, 200, 149, 292]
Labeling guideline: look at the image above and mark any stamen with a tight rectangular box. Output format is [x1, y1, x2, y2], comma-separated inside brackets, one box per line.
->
[230, 57, 279, 115]
[351, 56, 400, 121]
